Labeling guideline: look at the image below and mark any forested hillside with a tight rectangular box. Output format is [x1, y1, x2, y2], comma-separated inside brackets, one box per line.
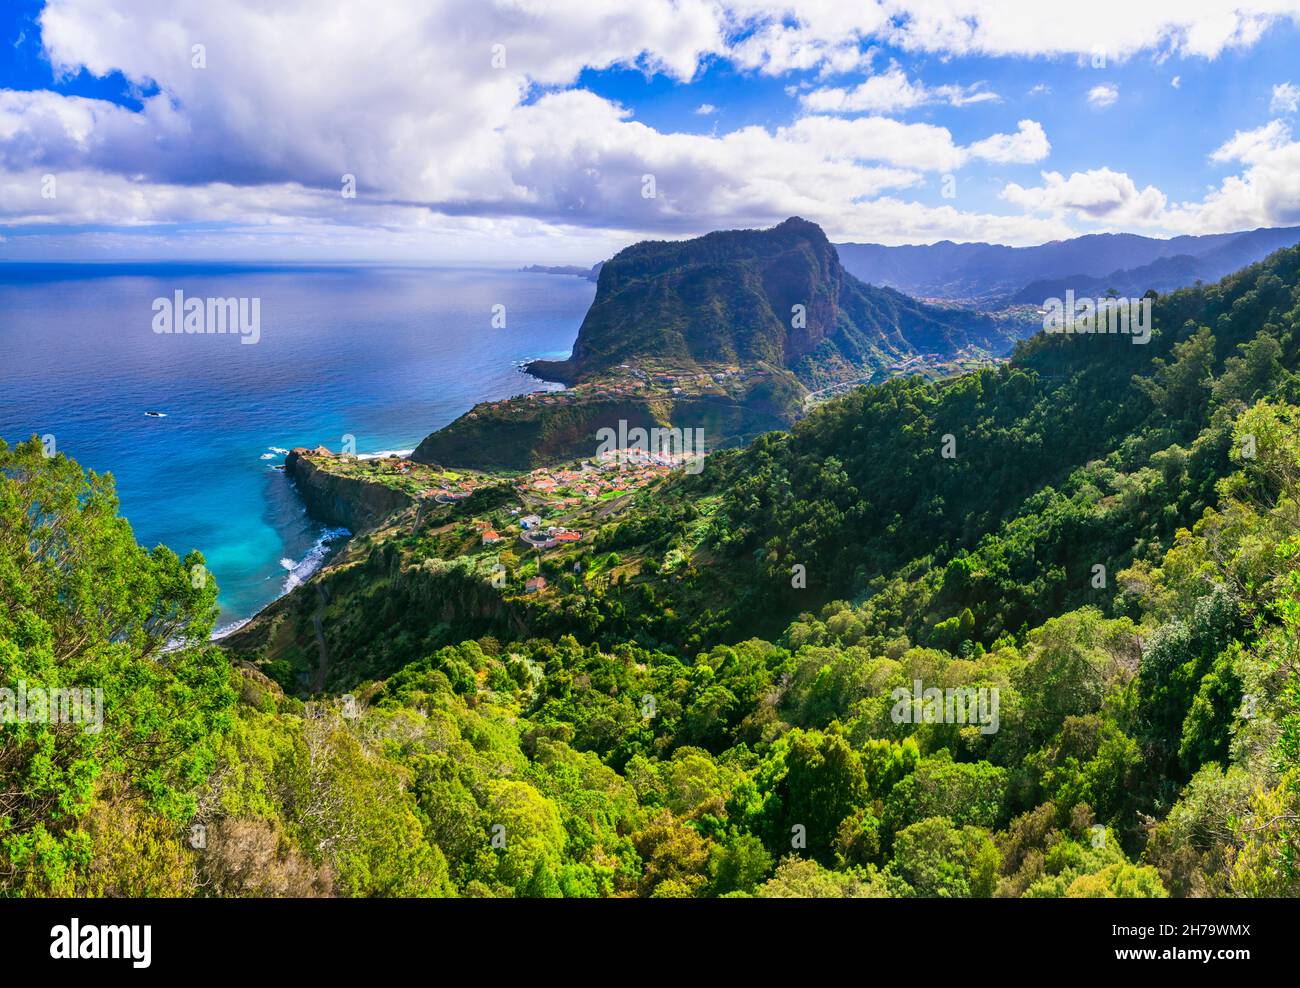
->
[5, 242, 1300, 898]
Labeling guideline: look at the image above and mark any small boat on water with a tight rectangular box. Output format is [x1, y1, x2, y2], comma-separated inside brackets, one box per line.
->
[144, 410, 167, 418]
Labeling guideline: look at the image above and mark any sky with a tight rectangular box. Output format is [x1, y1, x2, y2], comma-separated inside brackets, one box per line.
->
[1, 0, 1300, 263]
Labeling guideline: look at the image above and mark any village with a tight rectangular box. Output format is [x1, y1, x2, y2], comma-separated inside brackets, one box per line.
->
[308, 439, 695, 596]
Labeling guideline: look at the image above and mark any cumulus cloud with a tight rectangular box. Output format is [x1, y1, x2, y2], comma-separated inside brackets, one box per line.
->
[800, 62, 999, 114]
[871, 0, 1300, 59]
[721, 0, 1300, 67]
[1002, 168, 1168, 224]
[1272, 81, 1300, 113]
[3, 0, 1300, 254]
[496, 93, 1052, 230]
[1211, 120, 1292, 163]
[1195, 143, 1300, 228]
[0, 0, 1069, 249]
[784, 114, 1047, 172]
[1004, 134, 1300, 235]
[1087, 84, 1119, 108]
[966, 120, 1050, 164]
[722, 2, 887, 75]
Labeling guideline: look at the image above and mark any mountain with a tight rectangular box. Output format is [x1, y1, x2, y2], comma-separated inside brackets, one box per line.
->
[290, 239, 1300, 675]
[527, 217, 1017, 390]
[414, 218, 1026, 469]
[1011, 226, 1300, 302]
[836, 225, 1300, 305]
[213, 240, 1300, 901]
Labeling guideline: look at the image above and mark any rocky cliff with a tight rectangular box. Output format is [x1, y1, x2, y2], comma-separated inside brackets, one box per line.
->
[284, 447, 415, 532]
[526, 216, 1014, 389]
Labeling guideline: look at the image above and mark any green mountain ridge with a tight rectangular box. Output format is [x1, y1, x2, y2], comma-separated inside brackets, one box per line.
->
[413, 217, 1026, 470]
[527, 216, 1017, 388]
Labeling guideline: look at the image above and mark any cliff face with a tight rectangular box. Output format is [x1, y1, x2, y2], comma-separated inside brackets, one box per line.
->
[284, 448, 415, 532]
[411, 388, 797, 470]
[526, 216, 1012, 389]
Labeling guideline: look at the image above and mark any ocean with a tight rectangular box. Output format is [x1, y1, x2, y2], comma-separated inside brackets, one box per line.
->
[0, 263, 595, 632]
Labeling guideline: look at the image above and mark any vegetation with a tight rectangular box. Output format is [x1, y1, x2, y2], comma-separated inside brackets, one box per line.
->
[5, 238, 1300, 897]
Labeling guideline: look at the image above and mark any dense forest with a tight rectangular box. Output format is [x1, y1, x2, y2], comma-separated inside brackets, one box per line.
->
[3, 241, 1300, 897]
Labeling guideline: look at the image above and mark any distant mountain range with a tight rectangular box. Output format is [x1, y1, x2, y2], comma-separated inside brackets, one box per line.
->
[834, 226, 1300, 306]
[527, 216, 1017, 390]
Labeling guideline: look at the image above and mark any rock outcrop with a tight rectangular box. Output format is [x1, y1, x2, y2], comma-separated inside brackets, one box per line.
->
[284, 447, 414, 532]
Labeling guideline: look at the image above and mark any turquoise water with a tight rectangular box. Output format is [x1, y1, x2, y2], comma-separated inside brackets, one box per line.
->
[0, 263, 594, 631]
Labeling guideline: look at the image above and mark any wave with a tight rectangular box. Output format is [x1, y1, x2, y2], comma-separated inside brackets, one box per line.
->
[212, 616, 253, 641]
[281, 526, 351, 592]
[208, 526, 351, 642]
[268, 446, 290, 455]
[356, 448, 414, 461]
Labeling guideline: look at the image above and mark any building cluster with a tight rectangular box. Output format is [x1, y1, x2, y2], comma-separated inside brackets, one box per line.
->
[515, 455, 672, 503]
[514, 513, 581, 549]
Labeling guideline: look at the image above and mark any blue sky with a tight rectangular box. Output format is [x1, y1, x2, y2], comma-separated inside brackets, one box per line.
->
[2, 1, 1300, 262]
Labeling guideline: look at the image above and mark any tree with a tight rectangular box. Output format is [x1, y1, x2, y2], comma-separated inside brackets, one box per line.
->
[1133, 327, 1216, 426]
[889, 817, 999, 898]
[754, 729, 870, 864]
[709, 833, 773, 894]
[0, 438, 234, 894]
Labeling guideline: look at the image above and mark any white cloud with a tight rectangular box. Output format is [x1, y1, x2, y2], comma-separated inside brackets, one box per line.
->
[1271, 81, 1300, 113]
[824, 195, 1072, 246]
[1002, 168, 1168, 224]
[869, 0, 1300, 60]
[0, 79, 1052, 233]
[1210, 119, 1292, 163]
[784, 115, 1047, 172]
[799, 62, 999, 114]
[1171, 75, 1181, 88]
[966, 119, 1050, 164]
[1193, 140, 1300, 228]
[722, 3, 886, 75]
[1087, 84, 1119, 109]
[717, 1, 1300, 71]
[695, 103, 718, 115]
[0, 0, 1068, 251]
[5, 0, 1300, 255]
[1003, 132, 1300, 234]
